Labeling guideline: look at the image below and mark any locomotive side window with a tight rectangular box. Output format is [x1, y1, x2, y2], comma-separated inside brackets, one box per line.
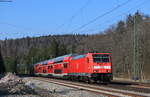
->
[63, 63, 68, 68]
[93, 54, 109, 62]
[87, 58, 89, 63]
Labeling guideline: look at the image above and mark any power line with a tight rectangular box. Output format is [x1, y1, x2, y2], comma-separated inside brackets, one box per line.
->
[0, 22, 35, 32]
[0, 0, 12, 2]
[77, 0, 150, 34]
[55, 0, 91, 33]
[70, 0, 132, 34]
[0, 22, 50, 37]
[67, 0, 91, 23]
[65, 0, 91, 33]
[75, 0, 150, 81]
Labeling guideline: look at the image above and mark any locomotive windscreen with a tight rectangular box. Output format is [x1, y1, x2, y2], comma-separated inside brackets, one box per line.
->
[93, 54, 109, 63]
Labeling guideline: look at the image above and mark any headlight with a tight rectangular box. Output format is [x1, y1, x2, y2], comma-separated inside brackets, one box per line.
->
[93, 66, 101, 69]
[103, 66, 111, 69]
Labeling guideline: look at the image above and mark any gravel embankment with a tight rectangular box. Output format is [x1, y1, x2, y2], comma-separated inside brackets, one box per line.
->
[0, 73, 61, 97]
[0, 73, 40, 97]
[0, 73, 106, 97]
[24, 77, 107, 97]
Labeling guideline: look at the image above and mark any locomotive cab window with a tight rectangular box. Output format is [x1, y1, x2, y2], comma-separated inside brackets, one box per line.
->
[93, 54, 109, 63]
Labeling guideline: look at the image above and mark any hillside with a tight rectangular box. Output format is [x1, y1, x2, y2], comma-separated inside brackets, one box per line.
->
[0, 11, 150, 81]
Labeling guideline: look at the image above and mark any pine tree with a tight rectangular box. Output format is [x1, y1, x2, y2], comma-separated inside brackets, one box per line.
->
[13, 57, 18, 74]
[70, 45, 76, 53]
[0, 46, 5, 74]
[116, 21, 126, 35]
[4, 56, 15, 73]
[126, 14, 134, 30]
[49, 38, 59, 58]
[25, 47, 39, 74]
[59, 43, 68, 56]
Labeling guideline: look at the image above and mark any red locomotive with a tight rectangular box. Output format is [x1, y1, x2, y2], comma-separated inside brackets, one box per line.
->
[34, 53, 112, 83]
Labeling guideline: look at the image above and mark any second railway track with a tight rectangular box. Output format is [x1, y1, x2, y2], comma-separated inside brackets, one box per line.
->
[32, 77, 150, 97]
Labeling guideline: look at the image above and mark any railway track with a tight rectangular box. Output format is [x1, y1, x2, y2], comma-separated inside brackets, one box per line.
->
[108, 81, 150, 93]
[32, 77, 150, 97]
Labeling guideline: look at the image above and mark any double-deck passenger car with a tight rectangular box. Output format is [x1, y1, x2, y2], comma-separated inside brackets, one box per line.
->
[34, 53, 112, 83]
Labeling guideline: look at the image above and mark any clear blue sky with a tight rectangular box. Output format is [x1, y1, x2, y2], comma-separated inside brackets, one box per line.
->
[0, 0, 150, 40]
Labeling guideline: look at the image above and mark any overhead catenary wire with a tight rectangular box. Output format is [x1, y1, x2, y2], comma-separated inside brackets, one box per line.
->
[0, 0, 12, 2]
[0, 22, 32, 31]
[0, 22, 50, 40]
[1, 0, 148, 38]
[0, 0, 91, 39]
[70, 0, 132, 34]
[74, 0, 150, 81]
[78, 0, 150, 34]
[55, 0, 91, 33]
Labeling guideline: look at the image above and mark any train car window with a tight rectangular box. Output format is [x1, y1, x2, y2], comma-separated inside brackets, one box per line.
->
[54, 60, 63, 63]
[38, 67, 41, 70]
[48, 66, 50, 69]
[43, 70, 46, 73]
[54, 69, 62, 74]
[63, 63, 68, 68]
[72, 54, 86, 60]
[93, 54, 109, 62]
[34, 70, 38, 73]
[48, 65, 53, 69]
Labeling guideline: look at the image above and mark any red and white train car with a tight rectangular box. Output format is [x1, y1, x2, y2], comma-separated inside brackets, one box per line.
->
[34, 53, 112, 83]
